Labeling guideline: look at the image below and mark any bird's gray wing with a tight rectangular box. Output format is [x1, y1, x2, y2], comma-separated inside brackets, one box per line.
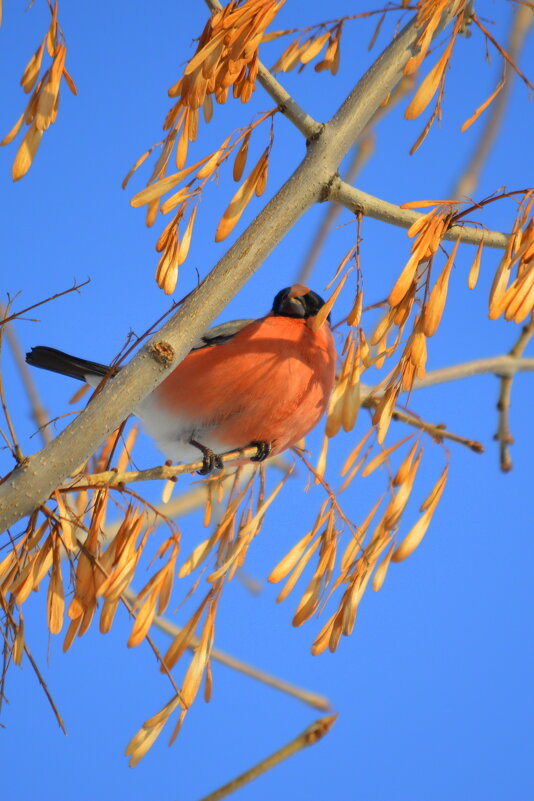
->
[190, 319, 255, 351]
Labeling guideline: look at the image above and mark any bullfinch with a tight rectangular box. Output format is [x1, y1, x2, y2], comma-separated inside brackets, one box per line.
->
[26, 285, 337, 473]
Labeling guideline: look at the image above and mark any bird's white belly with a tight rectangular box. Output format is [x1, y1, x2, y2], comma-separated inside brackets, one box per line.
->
[134, 394, 239, 463]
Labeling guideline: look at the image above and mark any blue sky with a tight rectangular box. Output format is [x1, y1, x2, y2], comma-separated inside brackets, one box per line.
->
[1, 2, 533, 800]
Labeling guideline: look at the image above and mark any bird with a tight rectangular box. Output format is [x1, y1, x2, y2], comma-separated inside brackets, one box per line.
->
[26, 285, 337, 474]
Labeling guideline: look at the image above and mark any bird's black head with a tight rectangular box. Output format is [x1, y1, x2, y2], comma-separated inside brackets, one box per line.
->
[272, 285, 329, 321]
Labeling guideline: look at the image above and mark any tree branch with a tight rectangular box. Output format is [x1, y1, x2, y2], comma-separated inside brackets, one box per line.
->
[495, 322, 534, 471]
[0, 6, 460, 533]
[66, 446, 261, 490]
[196, 715, 337, 801]
[329, 180, 510, 249]
[410, 355, 534, 389]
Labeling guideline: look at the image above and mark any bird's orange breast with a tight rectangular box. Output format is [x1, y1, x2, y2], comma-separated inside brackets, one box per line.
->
[154, 315, 337, 455]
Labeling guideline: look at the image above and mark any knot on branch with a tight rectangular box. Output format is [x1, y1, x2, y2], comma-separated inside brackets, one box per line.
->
[149, 341, 175, 367]
[320, 172, 342, 204]
[305, 122, 325, 148]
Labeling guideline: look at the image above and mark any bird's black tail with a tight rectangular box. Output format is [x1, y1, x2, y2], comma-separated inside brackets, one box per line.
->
[26, 346, 111, 382]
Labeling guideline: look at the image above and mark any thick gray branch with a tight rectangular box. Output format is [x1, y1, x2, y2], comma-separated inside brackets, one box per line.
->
[329, 180, 510, 249]
[359, 356, 534, 400]
[0, 8, 459, 532]
[412, 356, 534, 389]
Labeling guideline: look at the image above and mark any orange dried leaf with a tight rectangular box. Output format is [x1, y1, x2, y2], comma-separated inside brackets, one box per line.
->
[179, 537, 215, 578]
[489, 252, 513, 319]
[372, 541, 396, 591]
[196, 135, 232, 179]
[14, 615, 25, 665]
[405, 31, 455, 120]
[423, 237, 460, 337]
[233, 130, 251, 181]
[312, 272, 349, 331]
[373, 385, 399, 444]
[393, 439, 419, 486]
[62, 66, 77, 95]
[131, 167, 198, 208]
[1, 113, 25, 147]
[461, 76, 505, 132]
[468, 238, 484, 289]
[361, 434, 413, 478]
[254, 158, 268, 196]
[420, 464, 448, 512]
[388, 253, 419, 308]
[35, 45, 66, 131]
[162, 599, 209, 671]
[393, 467, 447, 562]
[116, 424, 139, 473]
[401, 199, 455, 210]
[47, 544, 64, 634]
[215, 148, 268, 242]
[315, 432, 328, 480]
[347, 289, 363, 327]
[268, 530, 317, 584]
[54, 490, 77, 551]
[383, 448, 423, 529]
[340, 495, 384, 572]
[181, 615, 213, 706]
[12, 124, 43, 181]
[340, 427, 374, 477]
[176, 204, 198, 266]
[276, 536, 321, 604]
[300, 32, 330, 64]
[128, 592, 158, 648]
[407, 209, 436, 238]
[184, 30, 226, 77]
[21, 40, 46, 93]
[311, 611, 337, 656]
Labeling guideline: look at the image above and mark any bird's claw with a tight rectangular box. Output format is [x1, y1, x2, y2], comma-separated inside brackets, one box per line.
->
[250, 440, 272, 462]
[190, 439, 224, 475]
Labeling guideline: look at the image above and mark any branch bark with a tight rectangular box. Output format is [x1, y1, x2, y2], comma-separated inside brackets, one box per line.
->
[0, 7, 461, 533]
[329, 180, 510, 248]
[410, 355, 534, 389]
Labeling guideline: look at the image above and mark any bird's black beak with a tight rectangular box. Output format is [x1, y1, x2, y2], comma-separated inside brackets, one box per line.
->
[274, 292, 307, 318]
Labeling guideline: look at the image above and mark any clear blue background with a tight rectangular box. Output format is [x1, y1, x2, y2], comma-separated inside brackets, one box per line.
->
[1, 2, 532, 800]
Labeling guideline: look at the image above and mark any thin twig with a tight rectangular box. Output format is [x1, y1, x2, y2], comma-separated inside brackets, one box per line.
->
[196, 715, 338, 801]
[329, 180, 510, 248]
[353, 390, 484, 452]
[100, 457, 290, 540]
[409, 355, 534, 388]
[65, 446, 263, 490]
[0, 279, 90, 327]
[453, 5, 534, 199]
[122, 588, 331, 712]
[0, 590, 67, 734]
[472, 13, 534, 91]
[495, 320, 534, 471]
[389, 407, 483, 452]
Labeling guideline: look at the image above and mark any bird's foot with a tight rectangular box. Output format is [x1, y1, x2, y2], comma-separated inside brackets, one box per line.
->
[249, 440, 272, 462]
[190, 439, 224, 475]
